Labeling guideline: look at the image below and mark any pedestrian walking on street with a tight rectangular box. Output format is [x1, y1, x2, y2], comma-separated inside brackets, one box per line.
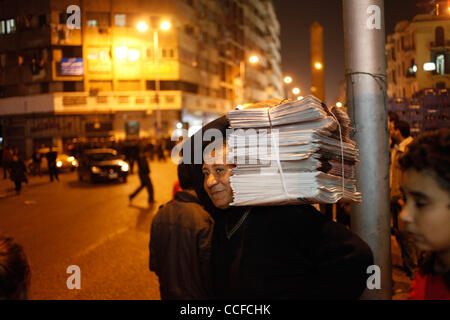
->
[0, 235, 31, 300]
[399, 129, 450, 300]
[31, 147, 42, 176]
[129, 149, 154, 204]
[2, 146, 13, 179]
[390, 120, 417, 278]
[45, 146, 59, 182]
[9, 154, 27, 195]
[150, 163, 214, 299]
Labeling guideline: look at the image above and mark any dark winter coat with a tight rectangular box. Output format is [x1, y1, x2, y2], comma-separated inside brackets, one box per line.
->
[149, 191, 214, 300]
[9, 160, 27, 182]
[210, 205, 374, 300]
[137, 155, 150, 175]
[45, 151, 57, 166]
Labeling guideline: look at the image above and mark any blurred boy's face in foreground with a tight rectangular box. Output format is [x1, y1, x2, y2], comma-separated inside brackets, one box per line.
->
[202, 145, 235, 210]
[400, 169, 450, 253]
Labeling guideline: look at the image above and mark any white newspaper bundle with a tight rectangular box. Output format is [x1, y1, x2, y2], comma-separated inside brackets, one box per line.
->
[226, 96, 361, 206]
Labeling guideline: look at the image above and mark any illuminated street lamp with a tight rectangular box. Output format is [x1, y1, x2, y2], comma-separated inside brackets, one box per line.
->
[292, 87, 301, 95]
[283, 76, 294, 99]
[336, 101, 343, 108]
[239, 55, 260, 104]
[249, 55, 259, 64]
[160, 20, 171, 31]
[138, 18, 171, 136]
[136, 21, 149, 32]
[314, 62, 323, 70]
[284, 76, 293, 84]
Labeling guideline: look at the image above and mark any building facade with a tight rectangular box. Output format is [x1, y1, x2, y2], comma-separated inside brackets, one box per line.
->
[0, 0, 284, 157]
[386, 10, 449, 136]
[386, 13, 450, 99]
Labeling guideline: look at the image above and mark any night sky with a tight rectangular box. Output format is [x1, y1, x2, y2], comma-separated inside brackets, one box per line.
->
[274, 0, 424, 104]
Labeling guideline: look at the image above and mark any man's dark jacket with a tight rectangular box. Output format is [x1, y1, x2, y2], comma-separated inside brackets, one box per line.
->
[149, 191, 214, 300]
[210, 205, 374, 299]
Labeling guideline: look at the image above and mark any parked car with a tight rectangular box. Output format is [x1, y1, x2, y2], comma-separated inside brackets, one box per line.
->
[26, 148, 78, 174]
[77, 148, 129, 183]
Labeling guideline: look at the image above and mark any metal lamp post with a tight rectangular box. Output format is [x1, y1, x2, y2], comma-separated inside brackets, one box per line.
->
[138, 18, 171, 137]
[239, 55, 260, 104]
[153, 27, 161, 136]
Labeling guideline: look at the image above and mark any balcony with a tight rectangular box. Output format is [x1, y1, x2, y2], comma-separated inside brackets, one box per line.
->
[430, 40, 450, 49]
[0, 91, 233, 116]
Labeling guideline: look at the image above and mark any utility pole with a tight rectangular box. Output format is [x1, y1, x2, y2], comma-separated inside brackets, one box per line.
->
[153, 26, 161, 137]
[343, 0, 392, 300]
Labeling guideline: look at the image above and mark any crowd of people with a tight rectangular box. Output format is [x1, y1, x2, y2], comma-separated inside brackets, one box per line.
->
[0, 114, 448, 300]
[0, 136, 175, 197]
[67, 137, 176, 170]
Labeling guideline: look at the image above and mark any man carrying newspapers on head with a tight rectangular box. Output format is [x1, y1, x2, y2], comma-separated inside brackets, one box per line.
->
[179, 96, 374, 300]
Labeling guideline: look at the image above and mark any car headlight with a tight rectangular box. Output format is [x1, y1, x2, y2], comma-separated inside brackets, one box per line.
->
[91, 166, 101, 174]
[67, 156, 75, 162]
[56, 161, 62, 168]
[121, 163, 129, 172]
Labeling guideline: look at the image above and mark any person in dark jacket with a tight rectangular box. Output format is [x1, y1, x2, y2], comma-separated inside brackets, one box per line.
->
[186, 116, 374, 300]
[31, 147, 42, 176]
[9, 154, 27, 195]
[2, 146, 13, 179]
[129, 149, 154, 203]
[0, 235, 31, 299]
[45, 147, 59, 182]
[149, 163, 214, 299]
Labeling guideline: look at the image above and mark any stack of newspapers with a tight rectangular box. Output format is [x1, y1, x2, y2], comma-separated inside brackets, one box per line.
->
[226, 96, 361, 206]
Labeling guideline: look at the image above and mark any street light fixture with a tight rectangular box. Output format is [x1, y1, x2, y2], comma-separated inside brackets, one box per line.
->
[314, 62, 323, 70]
[249, 55, 259, 64]
[336, 102, 343, 108]
[160, 20, 171, 31]
[284, 76, 293, 84]
[240, 55, 260, 104]
[136, 21, 149, 32]
[292, 87, 301, 95]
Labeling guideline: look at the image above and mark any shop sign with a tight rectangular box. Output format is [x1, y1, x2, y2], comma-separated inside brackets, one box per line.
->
[61, 58, 84, 75]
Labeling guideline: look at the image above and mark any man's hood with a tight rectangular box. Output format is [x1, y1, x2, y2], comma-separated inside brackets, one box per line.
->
[184, 116, 231, 216]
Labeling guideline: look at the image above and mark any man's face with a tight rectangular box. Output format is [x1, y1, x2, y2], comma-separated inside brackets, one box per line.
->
[400, 169, 450, 252]
[202, 146, 235, 210]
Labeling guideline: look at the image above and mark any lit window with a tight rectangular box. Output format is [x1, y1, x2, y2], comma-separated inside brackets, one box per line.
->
[436, 54, 445, 74]
[88, 52, 98, 60]
[99, 50, 109, 60]
[87, 20, 98, 27]
[115, 14, 126, 27]
[162, 48, 174, 58]
[0, 20, 5, 34]
[6, 19, 16, 34]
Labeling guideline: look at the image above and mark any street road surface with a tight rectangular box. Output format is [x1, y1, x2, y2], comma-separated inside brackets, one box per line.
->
[0, 160, 177, 300]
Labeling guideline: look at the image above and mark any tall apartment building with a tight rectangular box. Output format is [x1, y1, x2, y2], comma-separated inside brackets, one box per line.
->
[0, 0, 283, 157]
[386, 13, 450, 99]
